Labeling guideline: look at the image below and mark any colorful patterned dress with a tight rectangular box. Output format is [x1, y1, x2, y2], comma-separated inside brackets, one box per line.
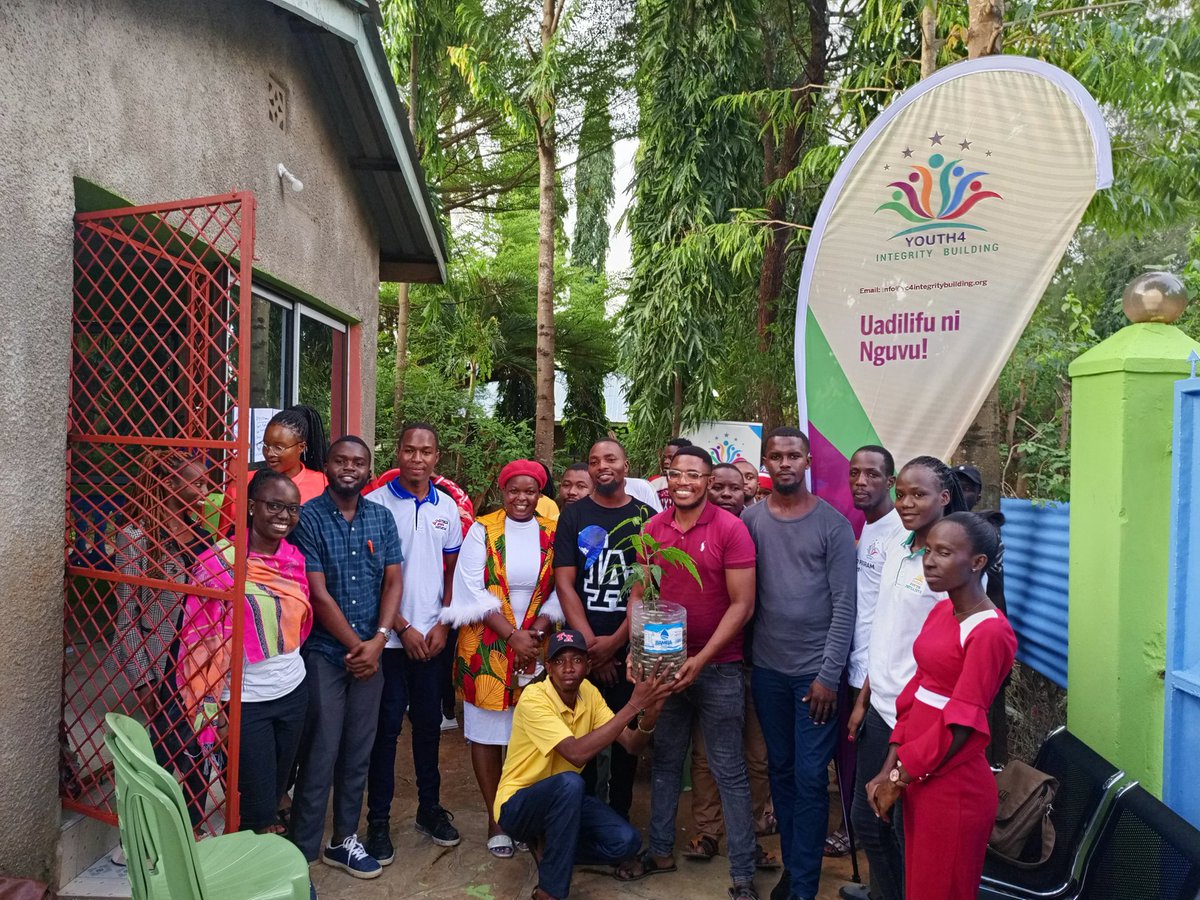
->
[443, 509, 562, 744]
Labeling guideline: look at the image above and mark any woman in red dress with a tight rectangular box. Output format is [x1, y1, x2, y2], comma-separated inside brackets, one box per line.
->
[867, 510, 1017, 900]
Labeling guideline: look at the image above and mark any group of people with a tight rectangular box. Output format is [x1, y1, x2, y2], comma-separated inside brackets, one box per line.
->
[108, 403, 1017, 900]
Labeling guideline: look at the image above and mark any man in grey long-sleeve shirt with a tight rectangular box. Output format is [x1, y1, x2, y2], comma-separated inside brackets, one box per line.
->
[742, 427, 856, 900]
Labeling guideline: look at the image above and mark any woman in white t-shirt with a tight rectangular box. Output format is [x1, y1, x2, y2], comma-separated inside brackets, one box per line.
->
[179, 469, 312, 833]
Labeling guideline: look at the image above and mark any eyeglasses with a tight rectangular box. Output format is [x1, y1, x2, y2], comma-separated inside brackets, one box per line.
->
[666, 468, 710, 483]
[261, 441, 301, 455]
[255, 500, 302, 517]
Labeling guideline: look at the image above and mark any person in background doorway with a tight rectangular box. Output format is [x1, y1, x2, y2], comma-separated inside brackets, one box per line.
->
[617, 446, 759, 900]
[495, 631, 675, 900]
[686, 462, 778, 868]
[220, 404, 328, 534]
[364, 423, 463, 863]
[866, 512, 1016, 900]
[554, 439, 655, 820]
[648, 437, 693, 509]
[110, 449, 212, 829]
[847, 455, 967, 900]
[743, 428, 857, 900]
[288, 437, 403, 879]
[733, 458, 761, 509]
[441, 460, 563, 860]
[536, 461, 561, 521]
[837, 445, 904, 899]
[558, 463, 594, 506]
[178, 469, 311, 835]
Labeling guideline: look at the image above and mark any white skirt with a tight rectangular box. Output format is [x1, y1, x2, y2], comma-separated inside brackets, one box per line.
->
[463, 703, 514, 746]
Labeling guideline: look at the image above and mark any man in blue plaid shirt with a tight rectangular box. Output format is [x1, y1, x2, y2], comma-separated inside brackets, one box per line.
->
[289, 436, 403, 879]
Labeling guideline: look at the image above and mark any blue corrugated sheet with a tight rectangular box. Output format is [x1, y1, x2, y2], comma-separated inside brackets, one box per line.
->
[1000, 497, 1069, 687]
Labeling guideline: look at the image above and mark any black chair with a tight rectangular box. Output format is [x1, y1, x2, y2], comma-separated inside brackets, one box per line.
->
[979, 726, 1124, 899]
[1076, 783, 1200, 899]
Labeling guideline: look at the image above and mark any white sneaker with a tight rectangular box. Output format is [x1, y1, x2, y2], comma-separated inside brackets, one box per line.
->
[440, 715, 458, 731]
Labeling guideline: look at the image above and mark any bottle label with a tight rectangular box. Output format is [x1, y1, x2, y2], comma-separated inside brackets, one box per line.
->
[643, 622, 684, 654]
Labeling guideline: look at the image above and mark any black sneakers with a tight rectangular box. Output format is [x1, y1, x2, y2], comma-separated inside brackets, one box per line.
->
[415, 805, 462, 847]
[363, 821, 395, 866]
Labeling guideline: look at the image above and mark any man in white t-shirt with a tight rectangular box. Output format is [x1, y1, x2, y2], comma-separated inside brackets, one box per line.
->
[364, 423, 463, 863]
[839, 446, 904, 900]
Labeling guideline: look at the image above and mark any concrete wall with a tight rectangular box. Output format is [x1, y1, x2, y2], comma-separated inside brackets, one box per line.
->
[0, 0, 383, 879]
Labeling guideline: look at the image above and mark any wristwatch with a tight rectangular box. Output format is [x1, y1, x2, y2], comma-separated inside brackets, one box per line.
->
[889, 765, 908, 787]
[376, 626, 393, 641]
[532, 627, 547, 641]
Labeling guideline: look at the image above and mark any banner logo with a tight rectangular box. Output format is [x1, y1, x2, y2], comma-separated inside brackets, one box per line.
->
[876, 135, 1002, 239]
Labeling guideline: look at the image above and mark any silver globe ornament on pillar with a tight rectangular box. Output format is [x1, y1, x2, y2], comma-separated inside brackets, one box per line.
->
[1123, 271, 1189, 324]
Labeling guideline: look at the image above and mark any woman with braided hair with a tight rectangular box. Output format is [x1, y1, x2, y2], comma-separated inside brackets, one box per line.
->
[846, 455, 968, 900]
[219, 404, 328, 534]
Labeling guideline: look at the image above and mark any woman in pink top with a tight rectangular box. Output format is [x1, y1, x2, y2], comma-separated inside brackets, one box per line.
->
[219, 404, 328, 534]
[867, 511, 1017, 900]
[180, 469, 313, 833]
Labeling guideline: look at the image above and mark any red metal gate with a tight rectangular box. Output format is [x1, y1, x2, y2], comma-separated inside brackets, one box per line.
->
[63, 192, 255, 833]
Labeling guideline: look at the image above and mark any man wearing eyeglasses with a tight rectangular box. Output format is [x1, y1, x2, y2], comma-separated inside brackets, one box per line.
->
[617, 446, 761, 900]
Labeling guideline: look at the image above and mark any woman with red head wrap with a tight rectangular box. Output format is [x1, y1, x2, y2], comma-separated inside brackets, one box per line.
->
[440, 460, 563, 858]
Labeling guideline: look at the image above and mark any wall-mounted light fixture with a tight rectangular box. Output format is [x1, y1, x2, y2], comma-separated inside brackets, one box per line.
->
[277, 163, 304, 193]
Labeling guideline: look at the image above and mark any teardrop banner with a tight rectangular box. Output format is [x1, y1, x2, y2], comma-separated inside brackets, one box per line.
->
[794, 56, 1111, 528]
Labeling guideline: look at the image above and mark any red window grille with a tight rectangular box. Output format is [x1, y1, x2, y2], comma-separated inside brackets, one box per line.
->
[62, 192, 255, 834]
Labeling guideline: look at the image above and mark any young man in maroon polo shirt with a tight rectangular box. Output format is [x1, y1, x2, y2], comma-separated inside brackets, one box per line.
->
[617, 446, 760, 899]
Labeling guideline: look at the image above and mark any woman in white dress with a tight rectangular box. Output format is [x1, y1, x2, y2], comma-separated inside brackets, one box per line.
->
[442, 459, 563, 858]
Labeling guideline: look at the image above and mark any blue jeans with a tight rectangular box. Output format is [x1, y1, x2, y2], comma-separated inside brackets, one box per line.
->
[499, 772, 640, 898]
[752, 667, 838, 900]
[849, 706, 905, 900]
[649, 662, 756, 883]
[367, 647, 444, 821]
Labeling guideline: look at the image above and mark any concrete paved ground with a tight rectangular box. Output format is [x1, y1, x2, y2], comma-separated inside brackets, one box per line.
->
[311, 721, 865, 900]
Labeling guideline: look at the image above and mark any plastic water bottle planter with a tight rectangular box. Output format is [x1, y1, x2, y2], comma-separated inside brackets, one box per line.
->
[619, 521, 701, 680]
[630, 598, 687, 678]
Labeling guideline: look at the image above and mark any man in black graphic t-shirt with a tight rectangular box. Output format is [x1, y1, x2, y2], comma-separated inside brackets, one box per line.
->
[554, 438, 653, 820]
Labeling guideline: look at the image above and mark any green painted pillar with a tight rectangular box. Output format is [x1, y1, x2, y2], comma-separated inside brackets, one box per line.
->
[1068, 282, 1200, 796]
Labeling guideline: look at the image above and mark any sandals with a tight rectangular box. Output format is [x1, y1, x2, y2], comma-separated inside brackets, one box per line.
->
[824, 826, 851, 858]
[756, 809, 778, 837]
[684, 834, 719, 860]
[614, 850, 678, 882]
[755, 843, 781, 870]
[487, 833, 515, 859]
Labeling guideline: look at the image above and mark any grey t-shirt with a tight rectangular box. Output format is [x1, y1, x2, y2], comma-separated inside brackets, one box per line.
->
[742, 496, 857, 688]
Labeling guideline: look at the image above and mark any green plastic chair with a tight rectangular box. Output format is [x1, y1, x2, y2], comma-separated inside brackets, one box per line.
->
[104, 713, 310, 900]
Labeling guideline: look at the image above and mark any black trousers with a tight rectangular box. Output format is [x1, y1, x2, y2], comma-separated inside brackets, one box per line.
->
[581, 675, 638, 820]
[237, 677, 309, 832]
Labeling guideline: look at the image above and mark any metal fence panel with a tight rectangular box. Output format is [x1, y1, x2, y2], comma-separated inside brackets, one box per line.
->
[62, 193, 254, 832]
[1000, 497, 1070, 688]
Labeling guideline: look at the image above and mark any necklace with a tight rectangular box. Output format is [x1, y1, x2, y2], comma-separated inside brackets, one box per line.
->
[953, 596, 991, 620]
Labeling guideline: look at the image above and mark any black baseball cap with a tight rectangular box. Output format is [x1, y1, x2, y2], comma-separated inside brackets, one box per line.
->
[952, 464, 983, 488]
[546, 629, 588, 660]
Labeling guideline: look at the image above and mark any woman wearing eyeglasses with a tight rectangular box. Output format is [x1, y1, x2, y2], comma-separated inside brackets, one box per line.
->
[178, 468, 313, 834]
[219, 404, 329, 534]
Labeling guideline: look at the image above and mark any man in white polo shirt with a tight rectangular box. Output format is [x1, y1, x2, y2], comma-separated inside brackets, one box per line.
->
[364, 422, 463, 862]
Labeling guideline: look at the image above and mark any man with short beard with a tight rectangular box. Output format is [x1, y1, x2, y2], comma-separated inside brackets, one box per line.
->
[554, 439, 654, 819]
[733, 458, 761, 508]
[742, 428, 856, 900]
[289, 437, 404, 878]
[558, 462, 593, 506]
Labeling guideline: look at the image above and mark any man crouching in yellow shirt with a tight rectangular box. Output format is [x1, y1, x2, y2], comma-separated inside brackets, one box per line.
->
[495, 629, 675, 899]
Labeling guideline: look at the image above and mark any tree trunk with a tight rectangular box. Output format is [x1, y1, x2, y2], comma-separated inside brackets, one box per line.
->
[392, 39, 421, 434]
[953, 0, 1006, 509]
[533, 0, 558, 465]
[920, 2, 942, 79]
[393, 281, 410, 429]
[967, 0, 1005, 57]
[671, 372, 683, 437]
